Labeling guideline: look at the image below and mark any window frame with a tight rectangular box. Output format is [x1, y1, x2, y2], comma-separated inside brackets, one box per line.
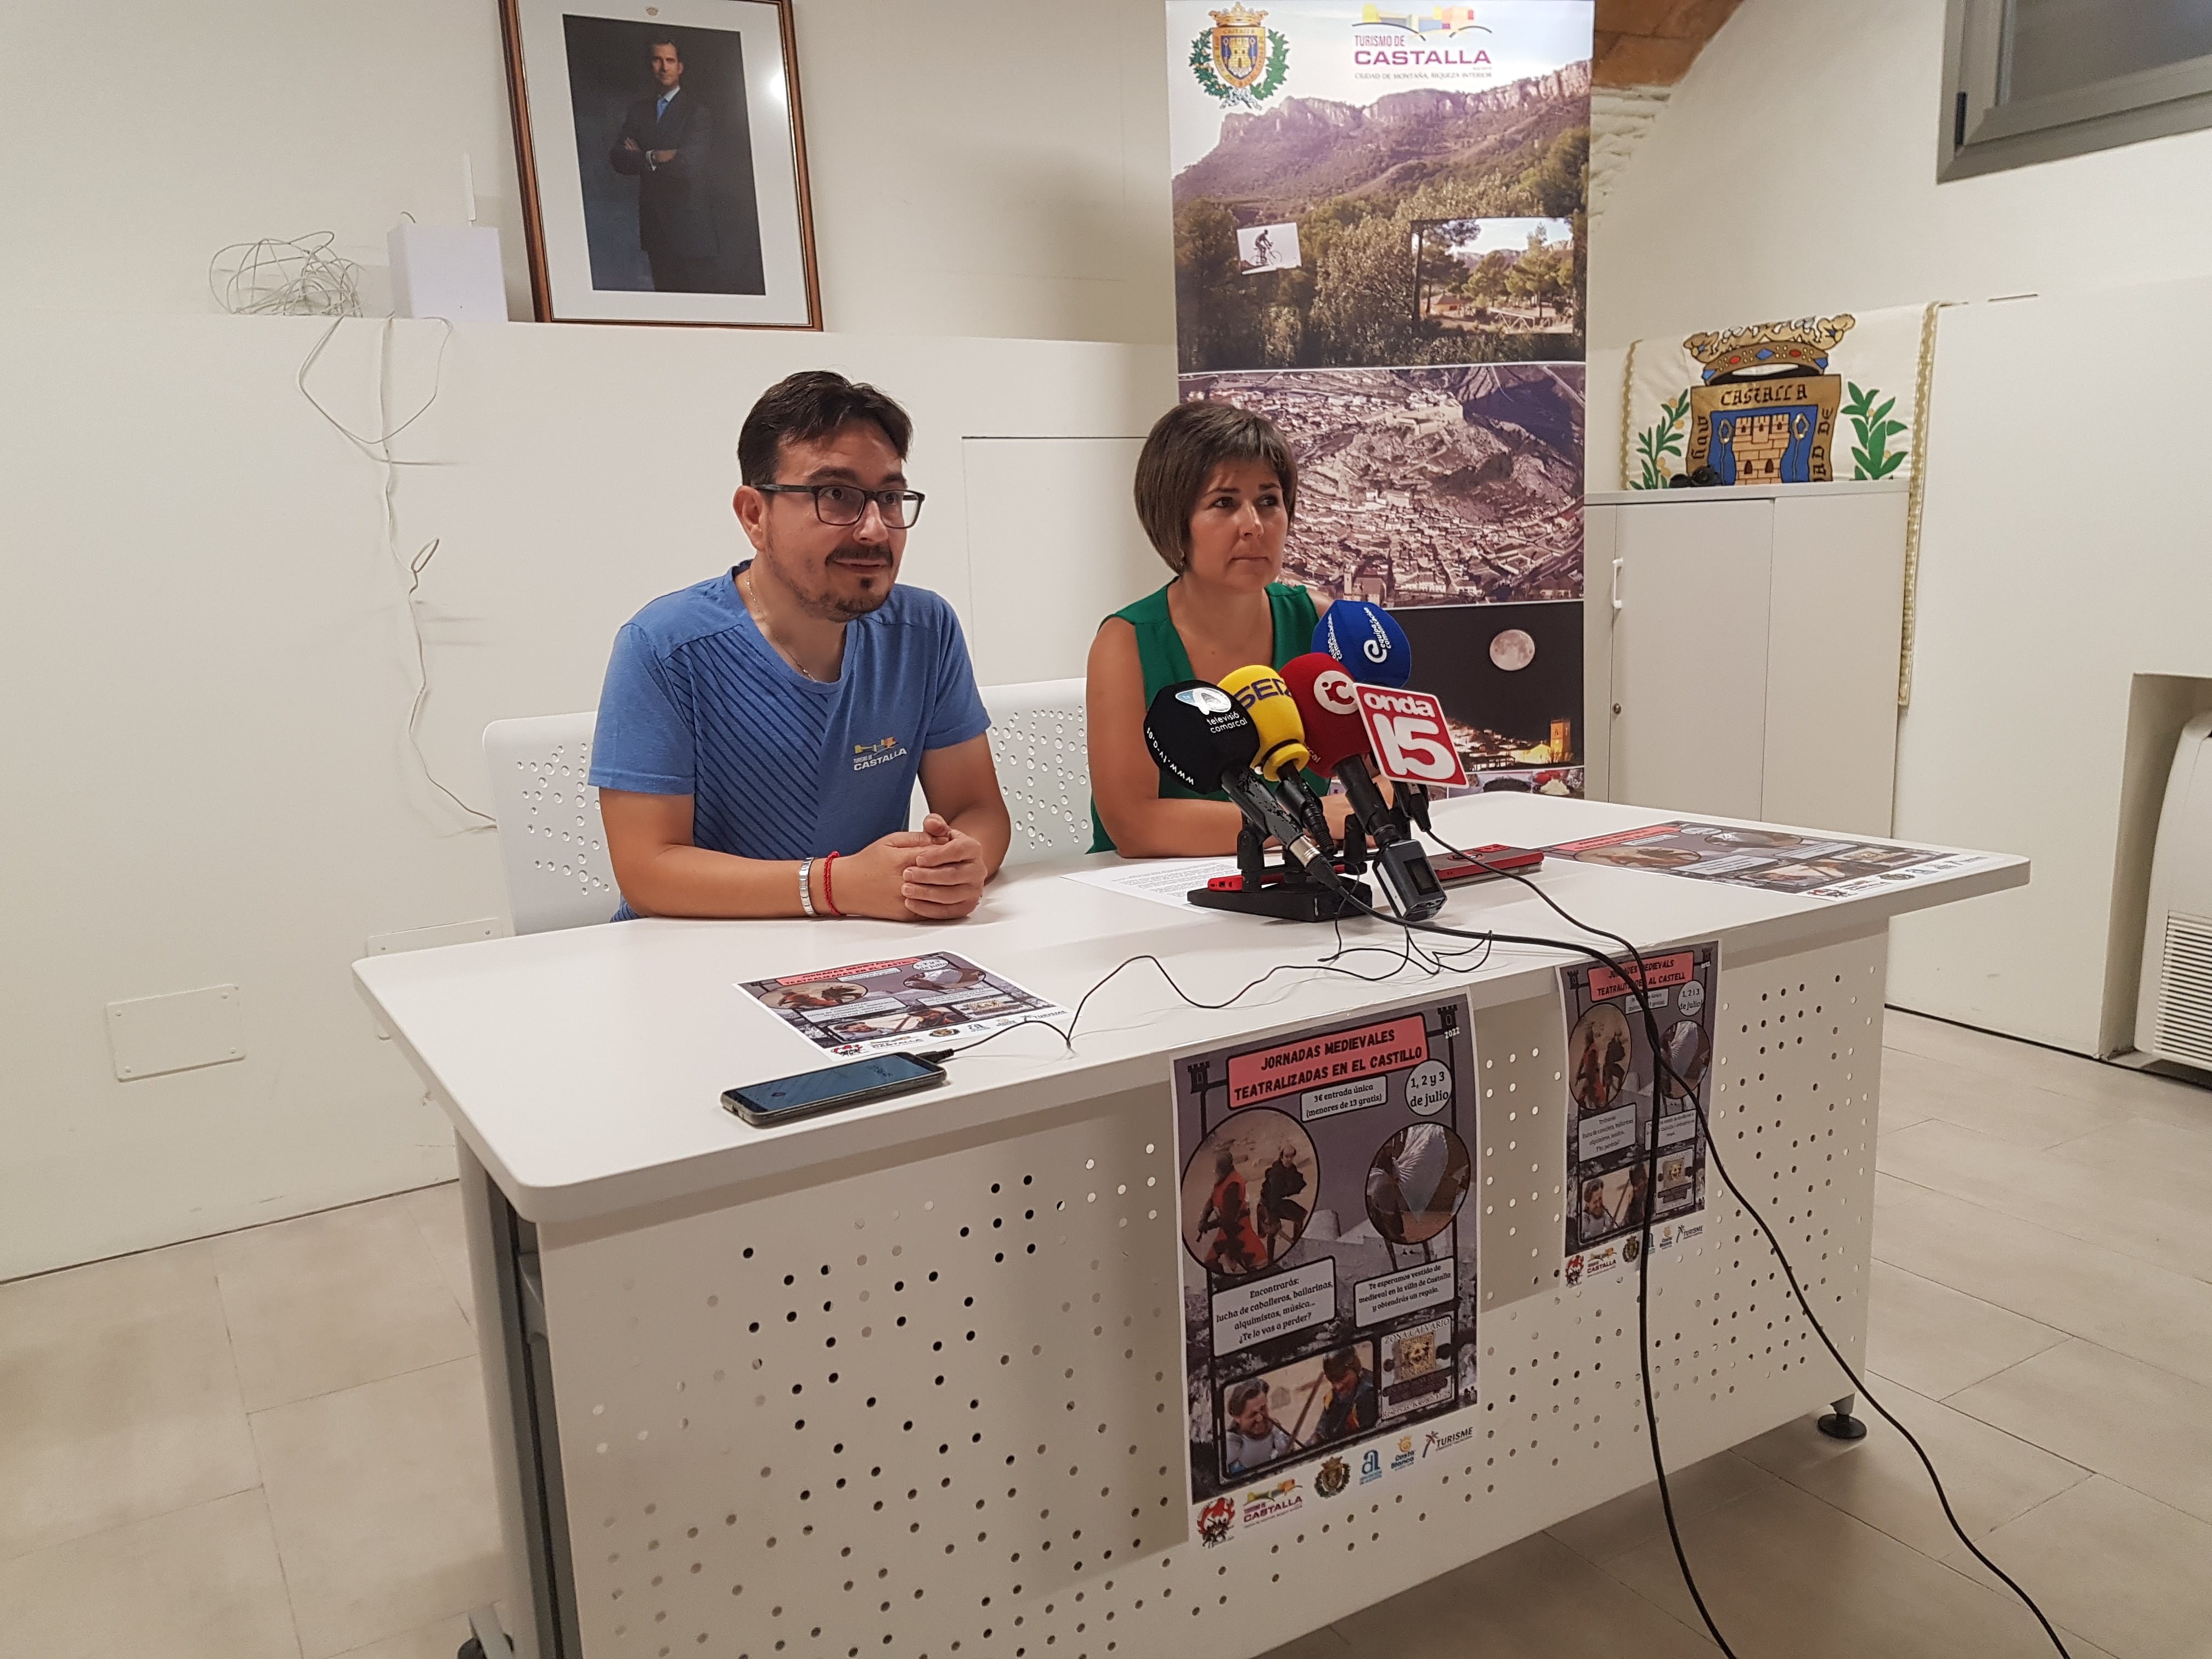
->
[1939, 0, 2212, 180]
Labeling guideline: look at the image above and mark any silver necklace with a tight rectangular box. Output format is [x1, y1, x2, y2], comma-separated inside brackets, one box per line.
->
[739, 568, 819, 682]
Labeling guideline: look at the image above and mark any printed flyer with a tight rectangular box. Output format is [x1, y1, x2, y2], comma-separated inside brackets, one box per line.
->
[1560, 944, 1717, 1286]
[1175, 997, 1478, 1546]
[735, 955, 1065, 1058]
[1548, 821, 2003, 901]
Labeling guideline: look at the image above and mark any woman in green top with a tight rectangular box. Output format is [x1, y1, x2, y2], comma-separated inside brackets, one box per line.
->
[1087, 400, 1354, 855]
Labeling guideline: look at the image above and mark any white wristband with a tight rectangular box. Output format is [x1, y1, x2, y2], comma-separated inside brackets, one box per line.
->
[797, 857, 816, 918]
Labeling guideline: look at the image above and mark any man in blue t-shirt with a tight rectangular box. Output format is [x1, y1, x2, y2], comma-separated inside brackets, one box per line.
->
[590, 371, 1011, 920]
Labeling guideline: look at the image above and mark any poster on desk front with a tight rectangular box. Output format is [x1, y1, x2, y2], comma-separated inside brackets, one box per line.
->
[1165, 1, 1593, 791]
[1173, 998, 1477, 1546]
[1560, 943, 1716, 1286]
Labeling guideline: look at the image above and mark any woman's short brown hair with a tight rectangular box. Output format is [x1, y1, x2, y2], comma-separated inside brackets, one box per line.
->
[1132, 399, 1299, 573]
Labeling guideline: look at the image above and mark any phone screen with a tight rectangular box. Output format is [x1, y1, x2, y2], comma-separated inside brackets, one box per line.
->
[725, 1053, 945, 1122]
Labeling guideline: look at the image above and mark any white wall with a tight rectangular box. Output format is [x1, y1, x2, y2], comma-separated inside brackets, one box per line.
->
[0, 317, 1170, 1280]
[0, 0, 1180, 1277]
[0, 0, 1175, 347]
[1588, 0, 2212, 363]
[1584, 0, 2212, 1053]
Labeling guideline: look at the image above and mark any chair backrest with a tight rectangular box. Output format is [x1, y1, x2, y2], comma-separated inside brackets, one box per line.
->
[981, 678, 1092, 865]
[483, 713, 619, 933]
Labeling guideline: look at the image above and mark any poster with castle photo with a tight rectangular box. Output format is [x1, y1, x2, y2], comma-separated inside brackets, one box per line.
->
[1166, 2, 1592, 373]
[1166, 3, 1592, 791]
[1173, 998, 1478, 1547]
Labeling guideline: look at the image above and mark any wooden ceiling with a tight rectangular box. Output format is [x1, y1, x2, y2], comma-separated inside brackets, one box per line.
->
[1592, 0, 1744, 87]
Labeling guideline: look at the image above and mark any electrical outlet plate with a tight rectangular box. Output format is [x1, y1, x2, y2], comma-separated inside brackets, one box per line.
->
[365, 917, 505, 956]
[106, 984, 245, 1081]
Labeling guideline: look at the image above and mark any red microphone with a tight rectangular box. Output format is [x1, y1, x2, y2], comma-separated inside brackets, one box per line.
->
[1279, 653, 1370, 774]
[1282, 653, 1445, 919]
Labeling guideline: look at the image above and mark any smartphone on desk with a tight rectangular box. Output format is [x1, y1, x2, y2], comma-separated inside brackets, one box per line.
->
[723, 1052, 947, 1127]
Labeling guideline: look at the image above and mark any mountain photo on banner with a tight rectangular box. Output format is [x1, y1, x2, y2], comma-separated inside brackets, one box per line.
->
[1182, 364, 1584, 606]
[1166, 1, 1593, 372]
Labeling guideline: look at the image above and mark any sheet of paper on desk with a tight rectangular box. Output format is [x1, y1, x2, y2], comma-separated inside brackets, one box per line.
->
[1547, 820, 2004, 900]
[736, 952, 1069, 1058]
[1060, 855, 1241, 911]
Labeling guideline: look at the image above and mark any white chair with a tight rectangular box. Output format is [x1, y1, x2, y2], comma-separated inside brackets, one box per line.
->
[908, 678, 1094, 864]
[981, 678, 1093, 865]
[483, 713, 619, 933]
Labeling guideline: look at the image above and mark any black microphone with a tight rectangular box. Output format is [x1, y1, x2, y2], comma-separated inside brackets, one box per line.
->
[1144, 681, 1343, 888]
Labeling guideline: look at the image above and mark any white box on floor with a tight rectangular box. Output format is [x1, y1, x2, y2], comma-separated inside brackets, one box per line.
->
[387, 223, 507, 323]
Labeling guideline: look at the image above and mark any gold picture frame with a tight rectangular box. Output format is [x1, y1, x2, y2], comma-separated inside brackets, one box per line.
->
[498, 0, 821, 329]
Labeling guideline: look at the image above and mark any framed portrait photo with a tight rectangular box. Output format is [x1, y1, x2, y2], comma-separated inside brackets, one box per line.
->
[499, 0, 821, 328]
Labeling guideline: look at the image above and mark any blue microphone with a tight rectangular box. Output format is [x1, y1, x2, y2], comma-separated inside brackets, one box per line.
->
[1312, 600, 1410, 688]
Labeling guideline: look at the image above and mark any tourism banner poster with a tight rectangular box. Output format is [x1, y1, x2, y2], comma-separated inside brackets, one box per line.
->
[1560, 943, 1716, 1287]
[1173, 998, 1478, 1550]
[1166, 2, 1593, 789]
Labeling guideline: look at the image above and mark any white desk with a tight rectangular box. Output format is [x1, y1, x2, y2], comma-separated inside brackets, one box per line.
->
[354, 795, 2023, 1659]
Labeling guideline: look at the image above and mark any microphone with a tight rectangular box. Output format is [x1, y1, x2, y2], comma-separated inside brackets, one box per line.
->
[1281, 653, 1446, 920]
[1313, 603, 1434, 830]
[1312, 600, 1410, 689]
[1142, 681, 1340, 887]
[1217, 664, 1334, 853]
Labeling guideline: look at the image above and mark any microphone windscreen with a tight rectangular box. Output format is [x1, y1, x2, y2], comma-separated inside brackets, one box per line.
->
[1312, 601, 1411, 687]
[1218, 665, 1313, 781]
[1280, 652, 1370, 774]
[1143, 680, 1257, 794]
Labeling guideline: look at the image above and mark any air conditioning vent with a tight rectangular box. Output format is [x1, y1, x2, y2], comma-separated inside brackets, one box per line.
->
[2153, 913, 2212, 1068]
[2138, 714, 2212, 1070]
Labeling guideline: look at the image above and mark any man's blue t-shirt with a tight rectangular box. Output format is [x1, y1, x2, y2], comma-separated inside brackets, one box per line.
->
[589, 565, 990, 914]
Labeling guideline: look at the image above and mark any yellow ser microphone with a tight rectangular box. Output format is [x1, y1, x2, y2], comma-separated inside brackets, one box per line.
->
[1220, 664, 1339, 858]
[1218, 665, 1313, 781]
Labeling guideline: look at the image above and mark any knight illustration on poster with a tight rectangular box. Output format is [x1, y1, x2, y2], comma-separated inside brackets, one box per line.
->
[1560, 944, 1717, 1285]
[1174, 998, 1477, 1542]
[1167, 0, 1594, 794]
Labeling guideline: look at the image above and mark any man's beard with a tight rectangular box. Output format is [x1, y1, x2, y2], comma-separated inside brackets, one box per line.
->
[770, 545, 895, 622]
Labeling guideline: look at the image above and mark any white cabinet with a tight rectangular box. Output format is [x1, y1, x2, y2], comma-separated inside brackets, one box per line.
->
[1582, 481, 1907, 836]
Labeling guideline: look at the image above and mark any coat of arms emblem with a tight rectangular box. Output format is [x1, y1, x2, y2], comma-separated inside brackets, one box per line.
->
[1681, 315, 1857, 486]
[1190, 5, 1290, 106]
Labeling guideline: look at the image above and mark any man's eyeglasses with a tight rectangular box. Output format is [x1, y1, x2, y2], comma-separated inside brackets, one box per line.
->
[758, 483, 926, 529]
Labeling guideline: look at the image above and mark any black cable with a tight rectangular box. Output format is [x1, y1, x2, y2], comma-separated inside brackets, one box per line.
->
[926, 914, 1487, 1064]
[927, 835, 2069, 1656]
[1406, 828, 2074, 1659]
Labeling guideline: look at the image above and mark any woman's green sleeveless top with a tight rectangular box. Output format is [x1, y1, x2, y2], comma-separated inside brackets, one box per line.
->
[1088, 580, 1322, 854]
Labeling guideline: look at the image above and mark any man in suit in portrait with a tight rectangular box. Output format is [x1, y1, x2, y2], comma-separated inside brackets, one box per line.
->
[608, 36, 718, 292]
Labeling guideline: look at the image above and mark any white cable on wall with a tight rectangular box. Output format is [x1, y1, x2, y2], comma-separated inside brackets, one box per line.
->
[295, 313, 495, 830]
[208, 232, 363, 317]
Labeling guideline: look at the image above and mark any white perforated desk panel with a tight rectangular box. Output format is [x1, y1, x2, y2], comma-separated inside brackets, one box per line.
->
[355, 797, 2025, 1659]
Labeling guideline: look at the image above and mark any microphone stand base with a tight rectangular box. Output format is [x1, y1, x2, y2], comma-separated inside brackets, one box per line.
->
[1187, 875, 1374, 923]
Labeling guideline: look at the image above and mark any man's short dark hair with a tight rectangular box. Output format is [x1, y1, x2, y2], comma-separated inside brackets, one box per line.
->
[647, 35, 681, 60]
[738, 371, 914, 487]
[1132, 399, 1299, 573]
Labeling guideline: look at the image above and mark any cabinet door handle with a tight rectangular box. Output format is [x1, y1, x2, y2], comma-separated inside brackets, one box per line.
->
[1610, 557, 1624, 613]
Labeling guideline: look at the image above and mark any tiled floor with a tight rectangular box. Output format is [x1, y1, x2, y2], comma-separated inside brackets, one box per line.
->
[3, 1011, 2209, 1658]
